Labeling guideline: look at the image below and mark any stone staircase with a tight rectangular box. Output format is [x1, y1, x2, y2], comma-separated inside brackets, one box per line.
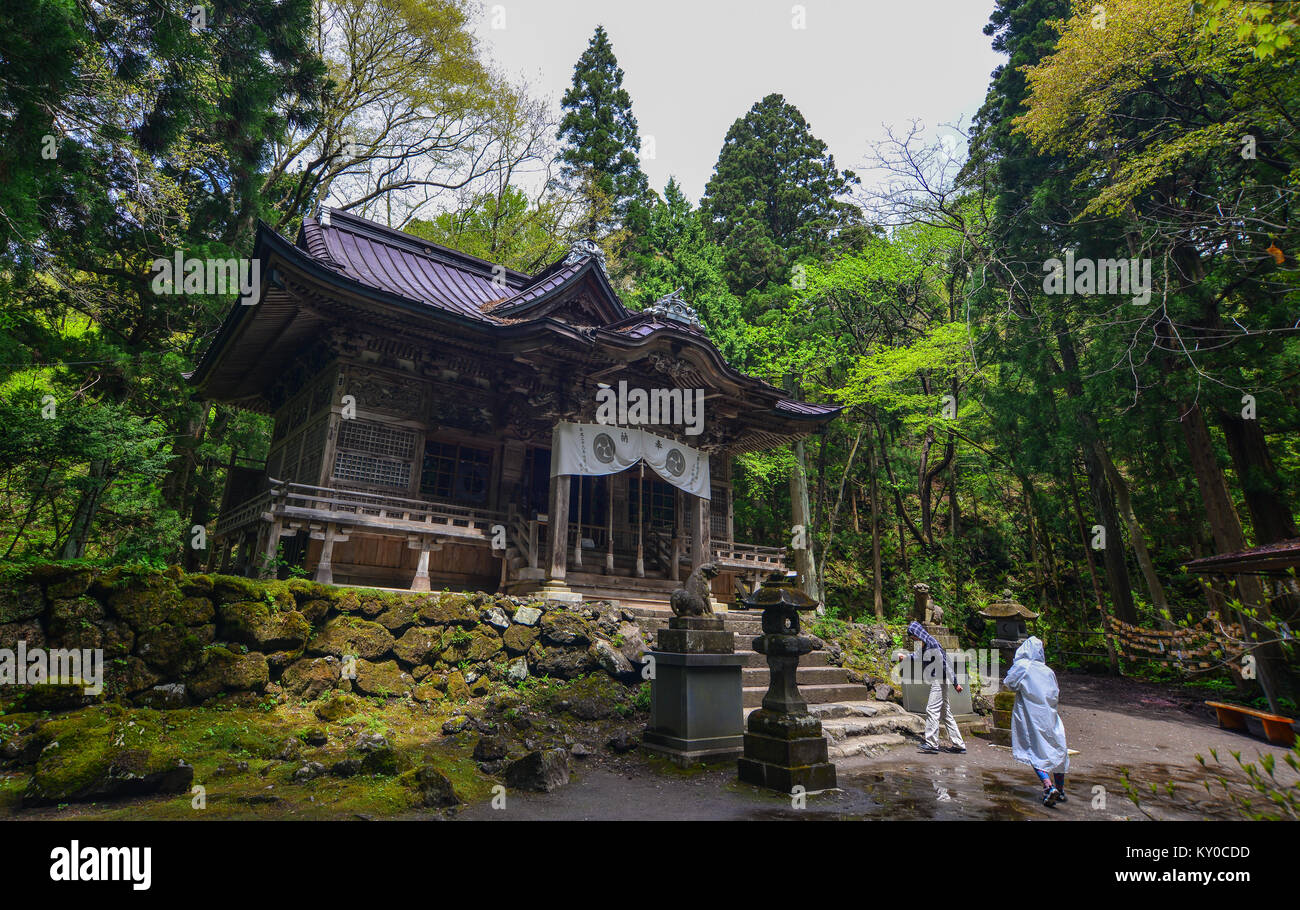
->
[628, 607, 924, 759]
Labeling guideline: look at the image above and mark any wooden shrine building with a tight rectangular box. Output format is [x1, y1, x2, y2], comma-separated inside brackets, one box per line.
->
[191, 209, 839, 608]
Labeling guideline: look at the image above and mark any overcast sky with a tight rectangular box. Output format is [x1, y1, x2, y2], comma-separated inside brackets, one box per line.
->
[473, 0, 1004, 203]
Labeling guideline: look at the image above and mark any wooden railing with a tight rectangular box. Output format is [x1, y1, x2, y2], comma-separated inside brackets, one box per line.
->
[213, 489, 274, 538]
[650, 530, 787, 572]
[215, 481, 506, 540]
[711, 540, 787, 571]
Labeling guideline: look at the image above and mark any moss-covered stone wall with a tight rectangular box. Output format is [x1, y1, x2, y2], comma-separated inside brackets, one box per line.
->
[0, 564, 648, 711]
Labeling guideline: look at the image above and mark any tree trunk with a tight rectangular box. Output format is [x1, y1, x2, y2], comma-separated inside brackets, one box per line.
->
[1179, 399, 1288, 710]
[868, 439, 884, 620]
[1217, 410, 1297, 544]
[1053, 318, 1138, 622]
[60, 460, 110, 560]
[790, 437, 821, 604]
[1094, 444, 1169, 614]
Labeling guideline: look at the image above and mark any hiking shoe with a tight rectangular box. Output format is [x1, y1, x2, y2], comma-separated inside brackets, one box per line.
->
[918, 745, 940, 754]
[1055, 789, 1068, 803]
[946, 745, 967, 754]
[1043, 787, 1062, 806]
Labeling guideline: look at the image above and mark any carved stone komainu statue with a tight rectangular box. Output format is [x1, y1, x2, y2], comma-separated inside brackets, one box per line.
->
[912, 582, 943, 625]
[670, 563, 720, 617]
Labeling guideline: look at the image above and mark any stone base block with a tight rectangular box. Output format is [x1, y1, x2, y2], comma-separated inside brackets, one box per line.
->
[737, 753, 837, 794]
[538, 583, 582, 604]
[644, 651, 745, 767]
[641, 732, 742, 767]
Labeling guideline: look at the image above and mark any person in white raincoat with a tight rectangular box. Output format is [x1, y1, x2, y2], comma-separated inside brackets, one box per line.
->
[1002, 637, 1069, 806]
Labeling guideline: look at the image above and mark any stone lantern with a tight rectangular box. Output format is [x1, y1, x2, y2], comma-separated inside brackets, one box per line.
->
[980, 590, 1037, 747]
[980, 590, 1038, 667]
[736, 572, 837, 793]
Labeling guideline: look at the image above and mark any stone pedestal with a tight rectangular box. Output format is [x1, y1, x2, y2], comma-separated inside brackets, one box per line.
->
[898, 652, 974, 715]
[642, 617, 744, 767]
[984, 689, 1016, 746]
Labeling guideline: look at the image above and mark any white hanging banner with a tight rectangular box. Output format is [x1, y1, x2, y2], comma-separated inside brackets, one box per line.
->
[551, 422, 710, 499]
[640, 429, 711, 499]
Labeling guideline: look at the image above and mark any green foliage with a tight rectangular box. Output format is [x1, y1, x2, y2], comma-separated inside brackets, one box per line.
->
[701, 93, 861, 293]
[556, 25, 653, 237]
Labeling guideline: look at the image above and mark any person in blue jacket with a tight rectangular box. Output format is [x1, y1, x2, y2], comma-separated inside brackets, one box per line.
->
[1002, 636, 1070, 806]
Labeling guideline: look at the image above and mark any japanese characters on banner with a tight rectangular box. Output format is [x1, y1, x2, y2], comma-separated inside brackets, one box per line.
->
[550, 422, 711, 499]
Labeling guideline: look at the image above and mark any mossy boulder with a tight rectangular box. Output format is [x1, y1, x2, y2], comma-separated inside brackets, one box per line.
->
[416, 594, 479, 627]
[502, 624, 539, 654]
[0, 620, 46, 652]
[539, 611, 593, 647]
[0, 582, 45, 625]
[444, 670, 470, 701]
[313, 691, 360, 722]
[284, 577, 333, 604]
[218, 600, 310, 651]
[106, 579, 184, 629]
[439, 628, 502, 664]
[375, 599, 421, 631]
[400, 765, 461, 807]
[332, 589, 386, 617]
[298, 599, 332, 625]
[178, 573, 214, 598]
[352, 660, 413, 698]
[23, 710, 193, 807]
[113, 656, 163, 696]
[531, 644, 597, 680]
[393, 627, 441, 666]
[307, 616, 394, 660]
[18, 681, 103, 713]
[45, 569, 96, 600]
[280, 657, 341, 699]
[176, 596, 215, 625]
[209, 574, 266, 605]
[186, 647, 270, 700]
[412, 677, 447, 702]
[135, 623, 213, 676]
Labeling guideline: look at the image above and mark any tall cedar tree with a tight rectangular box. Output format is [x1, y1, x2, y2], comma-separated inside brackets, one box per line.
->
[701, 93, 859, 294]
[556, 25, 652, 239]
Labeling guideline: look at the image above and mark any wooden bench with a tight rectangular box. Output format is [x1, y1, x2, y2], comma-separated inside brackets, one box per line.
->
[1206, 701, 1296, 746]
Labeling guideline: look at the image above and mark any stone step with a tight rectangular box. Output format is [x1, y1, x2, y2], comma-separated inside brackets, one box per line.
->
[743, 682, 874, 708]
[821, 713, 925, 741]
[743, 665, 848, 686]
[815, 700, 924, 761]
[737, 649, 832, 668]
[827, 732, 913, 760]
[810, 700, 913, 720]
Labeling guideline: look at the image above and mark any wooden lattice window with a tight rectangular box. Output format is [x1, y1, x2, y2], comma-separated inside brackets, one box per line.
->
[628, 476, 675, 530]
[420, 441, 491, 505]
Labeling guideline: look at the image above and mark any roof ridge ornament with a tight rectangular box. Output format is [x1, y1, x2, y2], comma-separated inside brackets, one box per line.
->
[564, 238, 609, 277]
[646, 287, 702, 329]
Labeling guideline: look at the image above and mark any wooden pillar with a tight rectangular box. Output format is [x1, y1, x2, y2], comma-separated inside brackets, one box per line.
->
[691, 493, 711, 571]
[670, 489, 684, 582]
[315, 522, 338, 585]
[605, 475, 615, 575]
[547, 474, 569, 583]
[258, 519, 283, 579]
[636, 464, 645, 578]
[573, 476, 583, 568]
[410, 539, 432, 592]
